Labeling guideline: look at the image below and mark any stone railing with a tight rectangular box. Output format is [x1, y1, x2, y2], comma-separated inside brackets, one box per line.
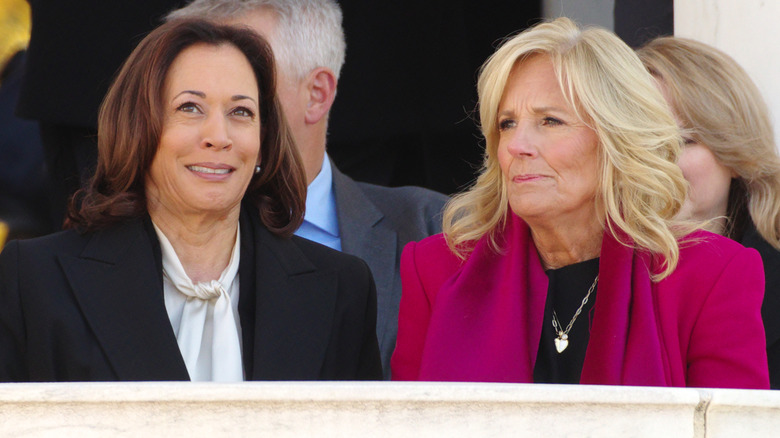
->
[1, 382, 779, 437]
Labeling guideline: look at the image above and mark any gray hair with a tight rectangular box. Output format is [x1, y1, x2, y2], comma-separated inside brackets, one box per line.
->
[167, 0, 346, 81]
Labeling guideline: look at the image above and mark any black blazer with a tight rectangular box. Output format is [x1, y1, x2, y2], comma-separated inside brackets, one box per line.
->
[742, 224, 780, 389]
[0, 209, 382, 381]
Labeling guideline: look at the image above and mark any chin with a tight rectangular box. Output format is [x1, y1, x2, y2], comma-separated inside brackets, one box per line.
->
[190, 196, 242, 216]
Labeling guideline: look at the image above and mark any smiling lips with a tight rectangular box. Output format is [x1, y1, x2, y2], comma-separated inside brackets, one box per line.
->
[186, 164, 236, 178]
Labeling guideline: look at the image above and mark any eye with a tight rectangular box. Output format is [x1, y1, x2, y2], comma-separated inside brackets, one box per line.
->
[231, 106, 255, 118]
[683, 137, 696, 145]
[541, 116, 563, 127]
[498, 118, 516, 132]
[176, 102, 201, 113]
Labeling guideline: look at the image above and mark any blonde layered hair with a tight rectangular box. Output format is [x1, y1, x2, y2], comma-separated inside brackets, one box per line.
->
[443, 17, 690, 280]
[638, 37, 780, 249]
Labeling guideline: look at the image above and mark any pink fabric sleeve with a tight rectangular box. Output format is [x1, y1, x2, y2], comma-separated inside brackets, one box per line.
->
[686, 246, 769, 389]
[391, 241, 431, 381]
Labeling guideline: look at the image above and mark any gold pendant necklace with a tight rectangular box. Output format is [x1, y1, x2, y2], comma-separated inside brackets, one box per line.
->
[551, 275, 598, 353]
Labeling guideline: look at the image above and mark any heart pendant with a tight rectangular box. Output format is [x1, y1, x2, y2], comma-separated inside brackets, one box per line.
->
[554, 334, 568, 353]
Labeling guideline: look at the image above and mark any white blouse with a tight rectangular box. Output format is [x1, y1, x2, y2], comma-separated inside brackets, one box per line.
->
[153, 223, 244, 382]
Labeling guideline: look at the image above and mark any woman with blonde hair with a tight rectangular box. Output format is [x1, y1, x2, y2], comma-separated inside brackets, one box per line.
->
[638, 36, 780, 388]
[391, 17, 768, 388]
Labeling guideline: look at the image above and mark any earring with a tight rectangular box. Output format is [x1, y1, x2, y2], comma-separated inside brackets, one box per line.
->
[255, 165, 261, 174]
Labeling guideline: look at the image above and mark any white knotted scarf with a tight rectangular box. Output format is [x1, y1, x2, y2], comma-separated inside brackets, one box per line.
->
[153, 223, 244, 382]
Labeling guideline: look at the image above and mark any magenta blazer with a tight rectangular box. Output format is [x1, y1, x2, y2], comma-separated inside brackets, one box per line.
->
[391, 214, 769, 388]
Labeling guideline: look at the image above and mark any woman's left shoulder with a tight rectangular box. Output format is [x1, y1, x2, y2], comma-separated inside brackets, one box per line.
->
[670, 229, 763, 287]
[678, 229, 758, 261]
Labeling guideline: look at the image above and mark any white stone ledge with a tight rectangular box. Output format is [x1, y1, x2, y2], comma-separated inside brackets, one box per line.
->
[0, 382, 778, 437]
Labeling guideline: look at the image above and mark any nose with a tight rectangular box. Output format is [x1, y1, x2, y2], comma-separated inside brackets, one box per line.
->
[503, 121, 537, 158]
[201, 114, 232, 150]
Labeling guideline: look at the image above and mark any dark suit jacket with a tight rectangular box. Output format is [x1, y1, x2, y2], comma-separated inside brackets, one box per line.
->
[741, 224, 780, 389]
[332, 165, 448, 378]
[0, 209, 382, 381]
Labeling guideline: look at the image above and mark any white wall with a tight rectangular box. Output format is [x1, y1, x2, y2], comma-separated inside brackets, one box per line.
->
[675, 0, 780, 148]
[1, 382, 779, 437]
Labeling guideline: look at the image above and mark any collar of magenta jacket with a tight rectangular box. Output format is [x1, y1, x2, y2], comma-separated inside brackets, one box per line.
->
[418, 213, 669, 385]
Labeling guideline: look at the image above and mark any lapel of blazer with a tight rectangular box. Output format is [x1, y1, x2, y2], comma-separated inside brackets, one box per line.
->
[246, 211, 339, 379]
[331, 163, 397, 347]
[58, 218, 189, 381]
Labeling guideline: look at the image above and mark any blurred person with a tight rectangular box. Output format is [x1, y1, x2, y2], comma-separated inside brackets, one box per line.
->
[168, 0, 448, 379]
[0, 0, 50, 242]
[391, 18, 768, 388]
[638, 37, 780, 388]
[0, 19, 382, 382]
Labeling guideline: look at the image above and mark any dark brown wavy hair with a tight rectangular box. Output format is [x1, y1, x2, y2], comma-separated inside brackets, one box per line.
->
[67, 19, 306, 236]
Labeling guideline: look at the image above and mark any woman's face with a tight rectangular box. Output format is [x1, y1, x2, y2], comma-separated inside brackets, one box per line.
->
[655, 81, 734, 228]
[146, 43, 261, 219]
[497, 55, 601, 227]
[676, 139, 733, 226]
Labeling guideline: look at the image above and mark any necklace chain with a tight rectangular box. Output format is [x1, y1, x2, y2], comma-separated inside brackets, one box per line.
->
[551, 275, 598, 353]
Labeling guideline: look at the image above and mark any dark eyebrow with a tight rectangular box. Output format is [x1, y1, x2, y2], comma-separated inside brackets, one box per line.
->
[232, 95, 257, 105]
[174, 90, 205, 99]
[172, 90, 256, 105]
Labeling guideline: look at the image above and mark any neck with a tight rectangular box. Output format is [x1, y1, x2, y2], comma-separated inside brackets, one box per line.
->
[705, 216, 728, 236]
[149, 203, 239, 283]
[299, 127, 327, 185]
[302, 145, 326, 186]
[528, 216, 604, 270]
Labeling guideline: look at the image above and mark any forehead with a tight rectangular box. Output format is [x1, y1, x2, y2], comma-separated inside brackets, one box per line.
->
[165, 43, 258, 95]
[500, 55, 565, 105]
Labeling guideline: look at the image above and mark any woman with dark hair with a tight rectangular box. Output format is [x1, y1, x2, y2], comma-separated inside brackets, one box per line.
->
[0, 19, 382, 381]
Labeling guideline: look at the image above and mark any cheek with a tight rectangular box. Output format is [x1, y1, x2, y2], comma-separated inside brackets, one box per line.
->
[678, 146, 724, 190]
[496, 141, 512, 175]
[560, 136, 599, 185]
[678, 146, 733, 205]
[677, 149, 698, 183]
[246, 134, 262, 165]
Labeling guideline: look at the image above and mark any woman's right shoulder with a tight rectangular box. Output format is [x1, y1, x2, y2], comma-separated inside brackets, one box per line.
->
[402, 233, 463, 293]
[405, 233, 459, 263]
[1, 229, 89, 263]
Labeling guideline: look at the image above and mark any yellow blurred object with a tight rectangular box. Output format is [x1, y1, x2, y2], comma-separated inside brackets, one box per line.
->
[0, 0, 31, 81]
[0, 221, 8, 250]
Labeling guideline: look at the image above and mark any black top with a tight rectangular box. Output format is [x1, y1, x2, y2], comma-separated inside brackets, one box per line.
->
[740, 222, 780, 389]
[534, 258, 599, 384]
